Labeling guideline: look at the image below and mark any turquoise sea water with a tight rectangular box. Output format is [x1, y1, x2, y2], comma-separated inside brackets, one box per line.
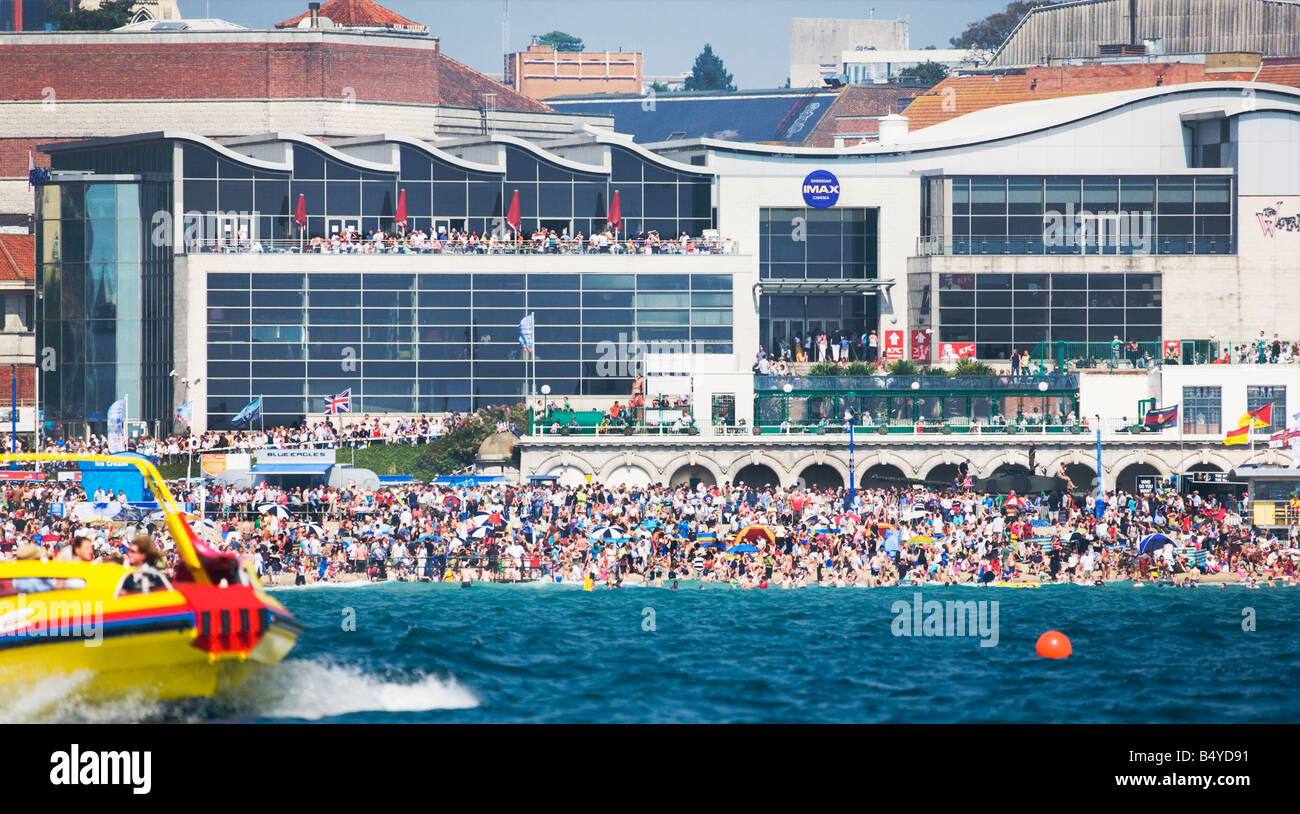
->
[9, 581, 1299, 723]
[231, 580, 1300, 724]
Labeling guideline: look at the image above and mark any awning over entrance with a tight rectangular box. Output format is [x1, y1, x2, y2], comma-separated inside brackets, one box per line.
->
[249, 463, 334, 475]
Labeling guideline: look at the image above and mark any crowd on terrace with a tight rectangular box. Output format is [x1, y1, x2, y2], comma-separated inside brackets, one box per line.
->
[211, 224, 738, 256]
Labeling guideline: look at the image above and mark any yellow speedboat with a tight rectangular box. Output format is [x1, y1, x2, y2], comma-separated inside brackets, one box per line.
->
[0, 453, 302, 702]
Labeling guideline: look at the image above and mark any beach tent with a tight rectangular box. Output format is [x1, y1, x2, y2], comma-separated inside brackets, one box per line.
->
[731, 524, 775, 548]
[1139, 533, 1174, 556]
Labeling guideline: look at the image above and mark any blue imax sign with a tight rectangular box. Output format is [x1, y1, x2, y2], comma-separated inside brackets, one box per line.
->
[802, 170, 840, 209]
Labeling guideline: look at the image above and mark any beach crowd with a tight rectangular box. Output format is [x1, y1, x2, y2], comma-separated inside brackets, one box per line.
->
[3, 469, 1297, 590]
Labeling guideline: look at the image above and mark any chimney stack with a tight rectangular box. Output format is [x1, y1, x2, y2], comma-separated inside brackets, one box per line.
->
[309, 2, 320, 28]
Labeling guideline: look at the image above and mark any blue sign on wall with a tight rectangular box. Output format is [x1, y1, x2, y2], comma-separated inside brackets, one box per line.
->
[801, 169, 840, 209]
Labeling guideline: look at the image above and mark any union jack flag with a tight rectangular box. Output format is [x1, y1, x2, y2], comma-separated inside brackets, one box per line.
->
[325, 388, 351, 414]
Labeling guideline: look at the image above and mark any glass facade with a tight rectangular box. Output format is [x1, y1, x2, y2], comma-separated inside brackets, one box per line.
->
[760, 295, 874, 359]
[1246, 385, 1287, 434]
[758, 207, 878, 279]
[1182, 386, 1222, 435]
[35, 179, 173, 435]
[178, 142, 713, 247]
[924, 175, 1234, 255]
[206, 269, 733, 425]
[936, 272, 1161, 361]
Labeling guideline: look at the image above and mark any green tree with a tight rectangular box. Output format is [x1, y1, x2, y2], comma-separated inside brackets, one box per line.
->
[684, 44, 735, 92]
[886, 359, 919, 376]
[953, 358, 996, 376]
[47, 0, 137, 30]
[949, 1, 1050, 52]
[534, 30, 585, 52]
[413, 404, 526, 476]
[893, 60, 950, 87]
[649, 81, 670, 93]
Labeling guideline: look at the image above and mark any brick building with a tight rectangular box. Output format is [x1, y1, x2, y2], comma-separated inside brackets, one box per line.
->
[0, 233, 34, 415]
[504, 43, 644, 100]
[0, 5, 609, 226]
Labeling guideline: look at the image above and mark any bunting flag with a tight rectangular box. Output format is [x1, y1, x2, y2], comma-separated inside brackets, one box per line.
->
[1143, 404, 1178, 429]
[1269, 426, 1300, 449]
[1223, 424, 1250, 446]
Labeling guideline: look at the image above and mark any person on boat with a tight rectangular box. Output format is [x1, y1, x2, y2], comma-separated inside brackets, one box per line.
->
[120, 536, 164, 593]
[70, 536, 94, 563]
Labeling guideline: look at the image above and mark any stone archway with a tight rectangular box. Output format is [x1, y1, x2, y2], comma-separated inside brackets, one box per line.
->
[1115, 462, 1163, 494]
[922, 463, 962, 488]
[668, 464, 716, 489]
[797, 463, 844, 491]
[861, 464, 909, 489]
[605, 464, 654, 488]
[733, 463, 782, 489]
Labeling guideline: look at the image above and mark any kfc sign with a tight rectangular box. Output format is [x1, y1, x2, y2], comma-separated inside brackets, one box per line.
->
[910, 330, 931, 362]
[939, 341, 976, 360]
[883, 330, 904, 360]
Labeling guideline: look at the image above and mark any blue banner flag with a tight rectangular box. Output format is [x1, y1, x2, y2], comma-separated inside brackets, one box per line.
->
[231, 396, 263, 427]
[1143, 404, 1178, 428]
[106, 398, 126, 453]
[175, 401, 193, 422]
[518, 313, 535, 353]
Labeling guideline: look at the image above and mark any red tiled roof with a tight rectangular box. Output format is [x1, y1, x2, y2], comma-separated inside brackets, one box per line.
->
[436, 52, 553, 113]
[904, 60, 1300, 132]
[277, 0, 427, 31]
[0, 234, 34, 283]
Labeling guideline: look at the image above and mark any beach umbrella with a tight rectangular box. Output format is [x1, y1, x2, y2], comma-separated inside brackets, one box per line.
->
[590, 526, 626, 541]
[471, 513, 492, 527]
[258, 504, 291, 519]
[803, 514, 832, 529]
[726, 543, 758, 554]
[394, 188, 407, 234]
[731, 524, 775, 548]
[302, 523, 326, 538]
[608, 189, 622, 235]
[834, 512, 862, 526]
[442, 494, 461, 509]
[468, 525, 490, 539]
[506, 189, 521, 235]
[1139, 533, 1174, 556]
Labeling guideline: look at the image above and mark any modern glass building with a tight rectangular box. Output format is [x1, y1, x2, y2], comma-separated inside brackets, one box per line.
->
[34, 175, 173, 433]
[36, 131, 736, 433]
[33, 81, 1300, 436]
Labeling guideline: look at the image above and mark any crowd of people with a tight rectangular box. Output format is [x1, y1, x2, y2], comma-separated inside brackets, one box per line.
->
[16, 413, 472, 464]
[212, 225, 737, 257]
[5, 465, 1297, 591]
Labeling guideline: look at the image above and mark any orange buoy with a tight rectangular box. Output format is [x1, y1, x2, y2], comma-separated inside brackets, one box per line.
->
[1036, 631, 1072, 659]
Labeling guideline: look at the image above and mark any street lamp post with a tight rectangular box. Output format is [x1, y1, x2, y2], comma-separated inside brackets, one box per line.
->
[1038, 380, 1048, 433]
[540, 384, 551, 434]
[910, 380, 920, 429]
[846, 405, 855, 509]
[783, 382, 793, 432]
